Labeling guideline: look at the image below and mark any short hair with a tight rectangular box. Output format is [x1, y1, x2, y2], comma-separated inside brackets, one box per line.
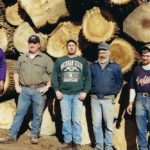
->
[66, 39, 77, 45]
[142, 44, 150, 54]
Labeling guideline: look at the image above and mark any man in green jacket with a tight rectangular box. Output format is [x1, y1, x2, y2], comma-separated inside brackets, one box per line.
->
[52, 39, 91, 150]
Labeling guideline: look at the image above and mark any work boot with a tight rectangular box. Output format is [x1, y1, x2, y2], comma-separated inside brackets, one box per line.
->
[57, 142, 73, 150]
[0, 135, 17, 144]
[73, 143, 82, 150]
[30, 136, 39, 144]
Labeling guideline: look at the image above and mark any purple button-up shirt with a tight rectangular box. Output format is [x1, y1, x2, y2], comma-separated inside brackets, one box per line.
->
[0, 48, 6, 81]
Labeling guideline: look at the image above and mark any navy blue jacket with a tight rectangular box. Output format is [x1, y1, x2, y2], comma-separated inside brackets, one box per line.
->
[90, 60, 123, 99]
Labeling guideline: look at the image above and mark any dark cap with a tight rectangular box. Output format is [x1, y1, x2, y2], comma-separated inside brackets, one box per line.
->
[98, 42, 109, 51]
[66, 39, 77, 45]
[28, 35, 40, 43]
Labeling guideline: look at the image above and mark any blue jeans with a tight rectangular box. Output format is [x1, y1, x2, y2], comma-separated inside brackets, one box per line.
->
[60, 94, 83, 144]
[135, 94, 150, 150]
[9, 87, 45, 138]
[91, 97, 114, 150]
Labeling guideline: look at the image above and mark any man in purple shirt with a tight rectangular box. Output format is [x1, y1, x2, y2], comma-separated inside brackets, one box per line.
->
[127, 44, 150, 150]
[0, 48, 6, 94]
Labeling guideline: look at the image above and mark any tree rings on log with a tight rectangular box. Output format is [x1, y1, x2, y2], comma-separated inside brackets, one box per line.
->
[6, 3, 24, 26]
[19, 0, 69, 28]
[108, 0, 131, 5]
[0, 28, 8, 52]
[82, 7, 117, 43]
[123, 2, 150, 43]
[47, 22, 82, 58]
[110, 38, 136, 73]
[13, 22, 48, 53]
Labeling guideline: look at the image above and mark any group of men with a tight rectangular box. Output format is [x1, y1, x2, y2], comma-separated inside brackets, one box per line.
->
[0, 35, 149, 150]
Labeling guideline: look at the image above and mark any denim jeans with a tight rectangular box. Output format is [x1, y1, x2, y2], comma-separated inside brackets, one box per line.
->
[135, 94, 150, 150]
[60, 94, 83, 144]
[9, 87, 45, 138]
[91, 97, 114, 150]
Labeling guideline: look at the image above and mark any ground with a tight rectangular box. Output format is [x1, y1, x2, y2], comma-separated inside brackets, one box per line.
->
[0, 128, 92, 150]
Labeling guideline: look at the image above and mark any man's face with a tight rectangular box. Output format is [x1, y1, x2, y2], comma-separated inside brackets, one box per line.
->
[98, 49, 110, 64]
[67, 42, 77, 56]
[141, 51, 150, 65]
[28, 42, 40, 54]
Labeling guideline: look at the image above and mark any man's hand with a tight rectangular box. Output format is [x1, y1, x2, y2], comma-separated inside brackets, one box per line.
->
[127, 102, 133, 115]
[15, 85, 22, 93]
[37, 86, 49, 95]
[0, 80, 4, 94]
[55, 90, 63, 100]
[79, 92, 87, 101]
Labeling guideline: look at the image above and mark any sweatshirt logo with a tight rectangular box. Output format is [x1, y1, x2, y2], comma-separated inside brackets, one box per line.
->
[61, 60, 83, 71]
[136, 75, 150, 86]
[64, 66, 79, 72]
[61, 60, 83, 82]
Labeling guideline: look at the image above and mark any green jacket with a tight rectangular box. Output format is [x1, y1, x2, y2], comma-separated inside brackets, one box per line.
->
[52, 56, 91, 94]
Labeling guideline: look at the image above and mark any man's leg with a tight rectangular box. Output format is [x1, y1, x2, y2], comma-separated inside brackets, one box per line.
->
[72, 94, 83, 145]
[9, 87, 31, 138]
[147, 97, 150, 150]
[91, 98, 103, 150]
[60, 94, 72, 143]
[101, 99, 114, 150]
[31, 89, 45, 139]
[136, 95, 148, 150]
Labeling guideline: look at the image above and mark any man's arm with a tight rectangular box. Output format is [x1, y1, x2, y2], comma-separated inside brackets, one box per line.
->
[127, 89, 136, 115]
[79, 60, 91, 101]
[0, 49, 6, 81]
[127, 70, 136, 115]
[13, 56, 22, 93]
[14, 73, 22, 93]
[51, 60, 63, 100]
[115, 64, 123, 94]
[83, 60, 91, 93]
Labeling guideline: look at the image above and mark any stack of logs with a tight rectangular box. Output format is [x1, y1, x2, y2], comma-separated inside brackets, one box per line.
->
[0, 0, 150, 149]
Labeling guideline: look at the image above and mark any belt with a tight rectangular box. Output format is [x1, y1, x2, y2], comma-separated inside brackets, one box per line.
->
[91, 94, 115, 100]
[137, 93, 150, 97]
[23, 83, 46, 89]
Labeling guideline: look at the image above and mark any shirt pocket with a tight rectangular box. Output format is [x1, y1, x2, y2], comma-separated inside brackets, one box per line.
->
[33, 62, 45, 74]
[20, 60, 28, 71]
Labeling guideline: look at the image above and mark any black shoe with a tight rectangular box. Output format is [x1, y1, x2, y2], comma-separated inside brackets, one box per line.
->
[57, 142, 73, 150]
[0, 135, 17, 144]
[73, 143, 82, 150]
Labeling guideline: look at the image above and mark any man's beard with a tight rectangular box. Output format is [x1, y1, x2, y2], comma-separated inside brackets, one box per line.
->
[99, 57, 109, 64]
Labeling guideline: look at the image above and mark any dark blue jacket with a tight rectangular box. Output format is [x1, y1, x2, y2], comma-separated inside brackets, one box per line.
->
[90, 60, 123, 99]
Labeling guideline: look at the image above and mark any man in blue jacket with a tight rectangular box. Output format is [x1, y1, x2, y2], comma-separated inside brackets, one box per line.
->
[90, 42, 123, 150]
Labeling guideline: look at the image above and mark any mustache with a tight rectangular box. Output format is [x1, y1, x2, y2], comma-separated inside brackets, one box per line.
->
[100, 57, 106, 59]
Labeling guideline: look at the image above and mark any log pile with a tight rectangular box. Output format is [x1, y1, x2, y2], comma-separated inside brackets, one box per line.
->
[0, 0, 150, 149]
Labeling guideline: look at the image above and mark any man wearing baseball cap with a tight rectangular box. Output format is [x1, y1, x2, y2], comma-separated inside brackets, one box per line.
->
[90, 42, 123, 150]
[127, 44, 150, 150]
[0, 35, 54, 144]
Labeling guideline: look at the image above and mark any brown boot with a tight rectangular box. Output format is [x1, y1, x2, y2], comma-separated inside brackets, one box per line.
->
[30, 136, 39, 144]
[0, 135, 17, 144]
[57, 142, 73, 150]
[73, 143, 82, 150]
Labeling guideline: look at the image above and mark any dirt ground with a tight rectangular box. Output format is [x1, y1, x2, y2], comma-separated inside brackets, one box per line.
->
[0, 128, 92, 150]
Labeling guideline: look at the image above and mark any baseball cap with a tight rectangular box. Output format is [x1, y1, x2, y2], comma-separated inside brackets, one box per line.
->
[28, 35, 40, 43]
[98, 42, 109, 51]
